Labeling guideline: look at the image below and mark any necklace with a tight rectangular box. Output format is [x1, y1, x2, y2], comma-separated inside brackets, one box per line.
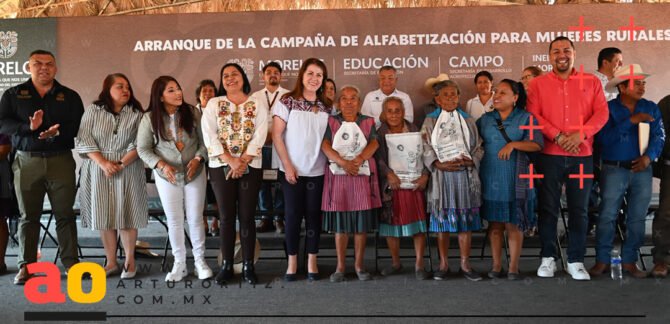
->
[112, 114, 121, 135]
[167, 114, 185, 152]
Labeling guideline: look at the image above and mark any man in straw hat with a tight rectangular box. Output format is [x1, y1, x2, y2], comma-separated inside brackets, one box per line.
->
[589, 64, 665, 278]
[414, 73, 449, 128]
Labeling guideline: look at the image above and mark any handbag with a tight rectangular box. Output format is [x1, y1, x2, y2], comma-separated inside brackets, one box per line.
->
[495, 119, 537, 163]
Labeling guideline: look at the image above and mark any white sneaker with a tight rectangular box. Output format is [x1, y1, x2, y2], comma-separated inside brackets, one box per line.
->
[537, 257, 557, 278]
[566, 262, 591, 281]
[165, 261, 187, 282]
[194, 259, 213, 280]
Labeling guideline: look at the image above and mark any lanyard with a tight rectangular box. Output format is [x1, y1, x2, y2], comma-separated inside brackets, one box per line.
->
[265, 90, 279, 109]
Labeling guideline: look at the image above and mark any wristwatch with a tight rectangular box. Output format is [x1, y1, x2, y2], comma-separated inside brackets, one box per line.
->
[553, 132, 562, 144]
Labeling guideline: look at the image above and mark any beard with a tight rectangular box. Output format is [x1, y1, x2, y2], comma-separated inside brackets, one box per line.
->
[268, 78, 279, 86]
[553, 60, 572, 72]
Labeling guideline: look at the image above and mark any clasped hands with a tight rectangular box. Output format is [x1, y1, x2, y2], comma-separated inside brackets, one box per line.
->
[157, 156, 202, 183]
[557, 131, 584, 154]
[433, 154, 473, 172]
[387, 172, 429, 191]
[225, 154, 250, 180]
[337, 155, 365, 176]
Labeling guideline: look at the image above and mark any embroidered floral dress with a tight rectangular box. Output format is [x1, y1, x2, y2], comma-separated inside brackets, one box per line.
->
[201, 96, 268, 170]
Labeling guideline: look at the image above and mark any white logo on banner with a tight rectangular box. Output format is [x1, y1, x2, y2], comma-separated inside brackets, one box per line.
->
[227, 58, 255, 83]
[0, 31, 18, 59]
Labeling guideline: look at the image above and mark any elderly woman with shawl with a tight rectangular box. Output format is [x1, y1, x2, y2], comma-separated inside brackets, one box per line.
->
[421, 80, 484, 281]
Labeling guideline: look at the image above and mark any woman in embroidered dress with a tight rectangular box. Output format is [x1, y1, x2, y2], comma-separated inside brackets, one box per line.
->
[321, 85, 381, 282]
[137, 76, 211, 282]
[375, 96, 430, 280]
[477, 79, 542, 280]
[202, 63, 268, 285]
[273, 58, 332, 281]
[421, 80, 484, 281]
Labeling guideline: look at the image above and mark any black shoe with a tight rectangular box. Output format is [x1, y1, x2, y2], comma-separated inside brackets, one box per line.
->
[507, 272, 522, 281]
[487, 269, 504, 279]
[242, 260, 258, 285]
[459, 268, 483, 281]
[284, 273, 297, 281]
[205, 228, 212, 237]
[215, 260, 234, 284]
[307, 272, 320, 281]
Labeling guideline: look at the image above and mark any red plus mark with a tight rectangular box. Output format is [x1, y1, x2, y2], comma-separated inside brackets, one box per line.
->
[619, 64, 644, 90]
[569, 16, 594, 41]
[572, 65, 589, 92]
[519, 163, 543, 189]
[619, 16, 644, 41]
[519, 115, 543, 140]
[569, 163, 594, 189]
[568, 114, 594, 141]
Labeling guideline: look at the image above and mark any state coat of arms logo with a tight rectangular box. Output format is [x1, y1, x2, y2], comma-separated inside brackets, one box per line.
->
[0, 31, 18, 59]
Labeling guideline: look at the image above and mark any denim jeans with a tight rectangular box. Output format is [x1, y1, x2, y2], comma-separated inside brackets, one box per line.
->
[536, 154, 593, 263]
[258, 146, 283, 220]
[595, 164, 652, 263]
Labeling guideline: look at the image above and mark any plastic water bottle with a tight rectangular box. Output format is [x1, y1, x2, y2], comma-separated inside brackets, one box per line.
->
[611, 249, 622, 280]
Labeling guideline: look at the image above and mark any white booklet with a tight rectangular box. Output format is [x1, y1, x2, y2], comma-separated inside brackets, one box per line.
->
[386, 132, 423, 189]
[639, 122, 650, 156]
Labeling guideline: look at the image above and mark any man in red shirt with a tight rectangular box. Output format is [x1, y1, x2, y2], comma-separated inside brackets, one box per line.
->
[527, 37, 609, 280]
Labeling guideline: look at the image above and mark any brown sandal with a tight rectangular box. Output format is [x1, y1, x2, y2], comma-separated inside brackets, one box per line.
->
[651, 263, 668, 278]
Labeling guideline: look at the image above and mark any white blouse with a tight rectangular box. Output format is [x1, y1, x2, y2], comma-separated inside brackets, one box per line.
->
[273, 97, 331, 177]
[201, 95, 268, 169]
[465, 95, 494, 120]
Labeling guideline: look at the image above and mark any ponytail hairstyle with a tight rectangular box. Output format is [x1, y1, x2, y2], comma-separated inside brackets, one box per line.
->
[499, 79, 527, 111]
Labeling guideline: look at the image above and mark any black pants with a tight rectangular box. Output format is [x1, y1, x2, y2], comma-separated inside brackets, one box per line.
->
[280, 171, 323, 255]
[210, 166, 262, 262]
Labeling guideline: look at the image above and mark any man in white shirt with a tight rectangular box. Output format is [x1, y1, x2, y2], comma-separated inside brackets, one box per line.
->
[593, 47, 623, 101]
[361, 66, 413, 129]
[251, 62, 289, 233]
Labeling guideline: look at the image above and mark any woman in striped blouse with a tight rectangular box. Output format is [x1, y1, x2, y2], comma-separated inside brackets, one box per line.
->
[76, 73, 148, 278]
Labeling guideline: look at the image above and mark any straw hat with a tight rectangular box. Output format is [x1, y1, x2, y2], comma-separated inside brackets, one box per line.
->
[217, 233, 261, 274]
[605, 64, 650, 92]
[424, 73, 450, 93]
[135, 240, 159, 257]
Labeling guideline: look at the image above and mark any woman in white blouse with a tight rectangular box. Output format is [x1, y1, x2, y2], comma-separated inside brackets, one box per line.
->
[202, 63, 268, 285]
[465, 70, 494, 120]
[273, 58, 333, 281]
